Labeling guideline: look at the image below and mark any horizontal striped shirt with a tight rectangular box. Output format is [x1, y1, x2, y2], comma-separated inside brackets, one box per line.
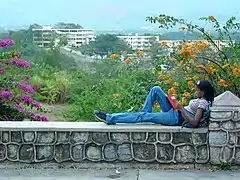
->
[184, 98, 210, 115]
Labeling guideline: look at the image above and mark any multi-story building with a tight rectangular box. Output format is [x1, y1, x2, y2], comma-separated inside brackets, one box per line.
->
[117, 34, 160, 50]
[32, 26, 95, 48]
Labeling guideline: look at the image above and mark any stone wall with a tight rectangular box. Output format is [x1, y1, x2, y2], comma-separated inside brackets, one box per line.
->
[0, 91, 239, 166]
[209, 110, 240, 165]
[208, 91, 240, 165]
[0, 124, 208, 164]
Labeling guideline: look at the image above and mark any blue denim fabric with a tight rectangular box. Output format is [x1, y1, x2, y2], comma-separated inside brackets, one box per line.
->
[106, 86, 179, 125]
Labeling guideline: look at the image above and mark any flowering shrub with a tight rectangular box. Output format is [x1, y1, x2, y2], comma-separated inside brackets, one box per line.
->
[146, 15, 240, 104]
[0, 39, 48, 121]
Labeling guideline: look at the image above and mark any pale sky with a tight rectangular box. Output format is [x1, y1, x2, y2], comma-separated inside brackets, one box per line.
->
[1, 0, 240, 30]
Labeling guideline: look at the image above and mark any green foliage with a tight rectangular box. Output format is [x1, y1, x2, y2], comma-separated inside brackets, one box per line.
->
[65, 60, 156, 121]
[216, 163, 232, 171]
[79, 34, 132, 57]
[147, 14, 240, 97]
[54, 22, 83, 29]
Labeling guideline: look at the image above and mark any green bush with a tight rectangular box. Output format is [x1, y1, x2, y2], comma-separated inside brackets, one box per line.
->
[65, 59, 156, 121]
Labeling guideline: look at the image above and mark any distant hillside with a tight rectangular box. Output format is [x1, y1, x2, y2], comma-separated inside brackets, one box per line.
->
[96, 29, 240, 41]
[161, 31, 202, 40]
[161, 31, 240, 40]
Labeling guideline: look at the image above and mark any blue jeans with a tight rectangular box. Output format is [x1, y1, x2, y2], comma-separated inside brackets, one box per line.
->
[106, 86, 179, 125]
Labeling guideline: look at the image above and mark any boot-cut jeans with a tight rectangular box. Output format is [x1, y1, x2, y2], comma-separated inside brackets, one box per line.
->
[106, 86, 180, 125]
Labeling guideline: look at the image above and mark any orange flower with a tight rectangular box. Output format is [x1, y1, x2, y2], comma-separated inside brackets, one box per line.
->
[160, 41, 168, 46]
[164, 79, 172, 85]
[124, 57, 131, 64]
[153, 101, 159, 109]
[185, 77, 192, 81]
[179, 26, 187, 30]
[205, 65, 217, 75]
[180, 97, 187, 105]
[218, 79, 228, 87]
[183, 91, 191, 97]
[136, 50, 144, 57]
[208, 16, 215, 21]
[168, 87, 177, 96]
[110, 54, 118, 59]
[173, 82, 179, 87]
[193, 75, 200, 81]
[191, 87, 197, 91]
[230, 64, 240, 76]
[113, 93, 120, 98]
[187, 81, 194, 87]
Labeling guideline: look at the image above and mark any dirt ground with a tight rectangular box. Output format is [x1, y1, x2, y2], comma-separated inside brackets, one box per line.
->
[40, 103, 67, 122]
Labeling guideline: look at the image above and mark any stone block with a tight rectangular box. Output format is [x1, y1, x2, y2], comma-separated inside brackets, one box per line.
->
[131, 132, 146, 142]
[208, 122, 221, 130]
[209, 147, 221, 165]
[71, 144, 84, 161]
[156, 144, 174, 162]
[221, 146, 234, 163]
[172, 132, 192, 144]
[70, 132, 89, 143]
[23, 132, 35, 143]
[147, 132, 157, 142]
[133, 143, 155, 162]
[233, 111, 240, 121]
[57, 132, 69, 143]
[236, 122, 240, 130]
[117, 143, 132, 161]
[175, 145, 195, 163]
[212, 91, 240, 108]
[36, 132, 55, 144]
[55, 144, 70, 162]
[86, 144, 102, 161]
[0, 144, 6, 161]
[209, 131, 227, 146]
[158, 132, 171, 143]
[103, 143, 116, 161]
[11, 131, 22, 143]
[19, 144, 34, 163]
[237, 133, 240, 146]
[2, 131, 9, 143]
[210, 111, 232, 120]
[228, 132, 236, 145]
[196, 145, 208, 163]
[222, 121, 235, 130]
[92, 132, 109, 145]
[36, 145, 54, 162]
[235, 147, 240, 165]
[110, 133, 130, 143]
[192, 133, 207, 145]
[7, 144, 19, 161]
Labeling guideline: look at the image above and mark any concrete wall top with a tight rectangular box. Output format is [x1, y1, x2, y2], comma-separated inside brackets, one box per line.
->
[0, 122, 208, 133]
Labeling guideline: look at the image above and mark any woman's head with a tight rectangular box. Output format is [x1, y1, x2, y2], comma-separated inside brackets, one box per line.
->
[195, 80, 215, 105]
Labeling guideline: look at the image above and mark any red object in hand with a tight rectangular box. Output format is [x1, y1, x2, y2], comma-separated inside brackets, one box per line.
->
[167, 96, 179, 110]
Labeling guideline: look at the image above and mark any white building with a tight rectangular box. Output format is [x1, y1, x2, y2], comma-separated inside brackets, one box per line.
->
[158, 40, 229, 51]
[117, 34, 160, 50]
[32, 26, 95, 48]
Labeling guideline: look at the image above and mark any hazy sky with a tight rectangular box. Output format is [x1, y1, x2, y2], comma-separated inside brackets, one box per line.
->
[1, 0, 240, 30]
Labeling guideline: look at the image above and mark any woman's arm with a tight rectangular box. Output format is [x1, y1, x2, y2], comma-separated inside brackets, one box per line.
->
[176, 102, 204, 127]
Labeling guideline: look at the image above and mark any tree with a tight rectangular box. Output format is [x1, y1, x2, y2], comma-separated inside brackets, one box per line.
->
[80, 34, 132, 58]
[54, 22, 83, 29]
[29, 24, 42, 30]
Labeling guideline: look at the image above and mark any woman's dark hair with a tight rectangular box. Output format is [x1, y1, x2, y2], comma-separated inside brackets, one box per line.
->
[196, 80, 215, 106]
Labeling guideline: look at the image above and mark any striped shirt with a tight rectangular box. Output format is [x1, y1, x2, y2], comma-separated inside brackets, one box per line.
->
[184, 98, 210, 115]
